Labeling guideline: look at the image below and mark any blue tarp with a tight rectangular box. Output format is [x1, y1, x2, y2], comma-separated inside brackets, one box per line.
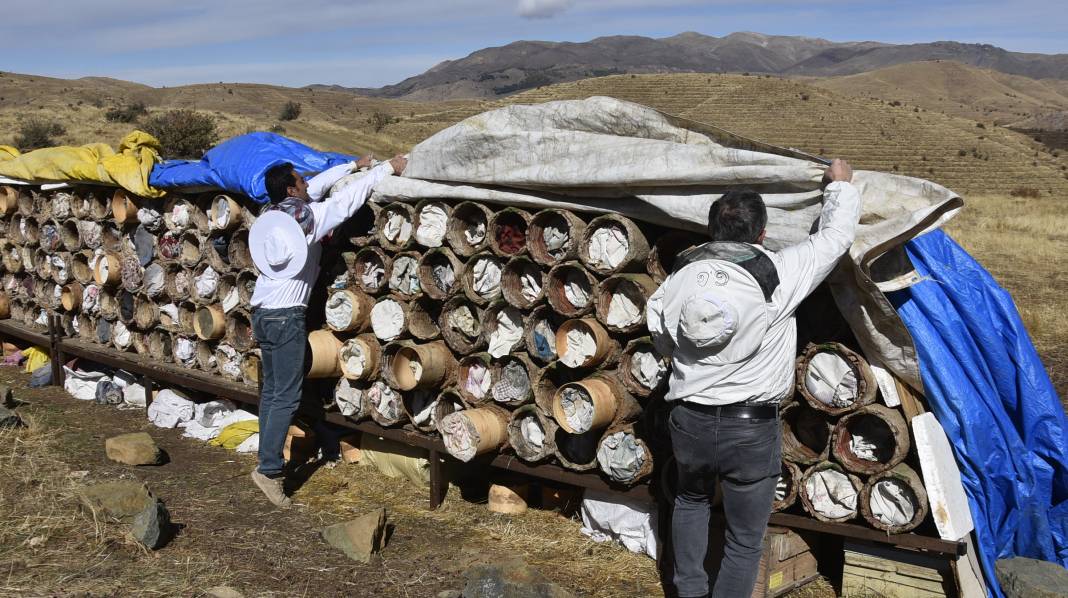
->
[148, 132, 355, 203]
[890, 230, 1068, 598]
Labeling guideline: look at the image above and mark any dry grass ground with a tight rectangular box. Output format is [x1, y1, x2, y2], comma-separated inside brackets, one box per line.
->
[945, 193, 1068, 400]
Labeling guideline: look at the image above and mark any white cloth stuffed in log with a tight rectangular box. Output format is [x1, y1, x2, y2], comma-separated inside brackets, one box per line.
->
[491, 359, 530, 405]
[143, 263, 165, 298]
[805, 352, 859, 408]
[80, 285, 101, 313]
[51, 193, 71, 219]
[220, 284, 240, 313]
[471, 257, 501, 298]
[542, 222, 569, 257]
[212, 197, 233, 230]
[159, 303, 179, 326]
[597, 431, 647, 483]
[194, 266, 219, 300]
[869, 478, 917, 527]
[464, 219, 486, 244]
[335, 378, 366, 417]
[560, 386, 595, 432]
[326, 291, 356, 331]
[215, 344, 241, 379]
[432, 262, 456, 293]
[520, 414, 546, 449]
[407, 391, 436, 427]
[487, 307, 523, 358]
[415, 203, 448, 247]
[587, 225, 629, 270]
[517, 266, 541, 302]
[174, 336, 197, 365]
[630, 349, 667, 390]
[607, 287, 642, 328]
[448, 305, 480, 338]
[138, 206, 163, 231]
[775, 476, 789, 502]
[805, 468, 858, 520]
[389, 256, 420, 295]
[78, 221, 102, 248]
[168, 203, 192, 230]
[848, 416, 894, 462]
[372, 97, 963, 390]
[560, 327, 597, 368]
[368, 381, 402, 422]
[360, 260, 385, 291]
[148, 389, 196, 428]
[383, 210, 412, 244]
[463, 362, 491, 400]
[370, 299, 405, 341]
[112, 321, 132, 349]
[562, 271, 590, 307]
[339, 339, 370, 377]
[440, 411, 480, 462]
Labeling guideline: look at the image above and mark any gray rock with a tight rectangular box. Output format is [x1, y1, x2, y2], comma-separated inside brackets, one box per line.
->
[462, 559, 573, 598]
[131, 498, 173, 550]
[105, 432, 162, 466]
[0, 405, 24, 429]
[0, 384, 14, 408]
[996, 557, 1068, 598]
[79, 481, 154, 521]
[320, 508, 388, 563]
[437, 591, 462, 598]
[205, 587, 245, 598]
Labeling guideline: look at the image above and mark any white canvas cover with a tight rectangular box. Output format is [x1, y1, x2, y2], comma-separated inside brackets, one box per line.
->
[372, 97, 963, 388]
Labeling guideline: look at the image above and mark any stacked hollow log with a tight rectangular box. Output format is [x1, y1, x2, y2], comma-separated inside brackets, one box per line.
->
[0, 184, 932, 534]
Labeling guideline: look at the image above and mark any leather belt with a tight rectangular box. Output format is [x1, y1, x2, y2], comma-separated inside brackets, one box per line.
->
[680, 401, 779, 420]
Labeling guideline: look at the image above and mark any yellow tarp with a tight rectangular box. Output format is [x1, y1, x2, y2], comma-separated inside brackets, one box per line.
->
[22, 346, 49, 373]
[0, 146, 19, 161]
[0, 131, 164, 198]
[209, 420, 259, 449]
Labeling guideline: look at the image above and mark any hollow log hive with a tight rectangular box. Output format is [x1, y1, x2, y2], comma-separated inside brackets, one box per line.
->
[0, 183, 933, 534]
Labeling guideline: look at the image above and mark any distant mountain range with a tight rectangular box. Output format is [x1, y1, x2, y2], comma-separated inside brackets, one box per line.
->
[309, 32, 1068, 101]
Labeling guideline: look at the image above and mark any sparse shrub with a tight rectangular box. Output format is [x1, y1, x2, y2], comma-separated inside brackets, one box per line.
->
[140, 109, 218, 159]
[800, 93, 809, 101]
[269, 124, 286, 134]
[889, 100, 902, 107]
[15, 118, 66, 151]
[278, 101, 302, 121]
[958, 149, 967, 157]
[369, 111, 394, 133]
[976, 122, 985, 129]
[1009, 187, 1040, 198]
[104, 101, 147, 123]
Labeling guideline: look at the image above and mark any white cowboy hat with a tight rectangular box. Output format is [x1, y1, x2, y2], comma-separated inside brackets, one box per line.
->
[249, 211, 307, 280]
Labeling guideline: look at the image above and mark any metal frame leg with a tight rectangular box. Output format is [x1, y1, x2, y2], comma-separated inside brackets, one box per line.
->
[429, 448, 447, 509]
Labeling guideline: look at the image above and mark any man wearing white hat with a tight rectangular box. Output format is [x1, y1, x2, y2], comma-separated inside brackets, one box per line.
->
[248, 153, 407, 507]
[647, 159, 859, 598]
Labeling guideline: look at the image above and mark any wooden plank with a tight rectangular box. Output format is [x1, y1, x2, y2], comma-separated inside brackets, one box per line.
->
[0, 319, 50, 347]
[769, 513, 965, 557]
[895, 375, 927, 421]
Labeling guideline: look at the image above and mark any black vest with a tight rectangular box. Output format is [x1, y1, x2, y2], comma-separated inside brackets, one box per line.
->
[672, 241, 780, 302]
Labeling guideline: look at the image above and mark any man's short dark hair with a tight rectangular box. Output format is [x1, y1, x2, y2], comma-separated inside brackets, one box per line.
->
[708, 189, 767, 243]
[265, 163, 297, 203]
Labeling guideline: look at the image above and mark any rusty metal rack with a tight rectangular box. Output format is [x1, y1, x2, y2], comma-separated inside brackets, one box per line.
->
[0, 317, 966, 559]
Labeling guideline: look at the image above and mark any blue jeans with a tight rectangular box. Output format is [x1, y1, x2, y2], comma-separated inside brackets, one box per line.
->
[669, 404, 782, 598]
[252, 307, 306, 477]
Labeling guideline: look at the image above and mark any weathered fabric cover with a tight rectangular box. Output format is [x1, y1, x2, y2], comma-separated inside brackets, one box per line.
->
[372, 97, 963, 387]
[0, 131, 164, 197]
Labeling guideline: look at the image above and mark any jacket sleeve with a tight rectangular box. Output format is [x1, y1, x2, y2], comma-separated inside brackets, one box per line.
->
[308, 161, 394, 243]
[306, 161, 357, 202]
[770, 181, 861, 319]
[645, 283, 675, 359]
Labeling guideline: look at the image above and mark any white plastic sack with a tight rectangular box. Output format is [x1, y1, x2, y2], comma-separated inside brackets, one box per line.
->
[805, 352, 858, 408]
[147, 389, 196, 428]
[580, 489, 658, 559]
[335, 378, 366, 416]
[869, 478, 916, 527]
[597, 431, 647, 483]
[804, 468, 857, 519]
[326, 292, 355, 331]
[62, 366, 106, 401]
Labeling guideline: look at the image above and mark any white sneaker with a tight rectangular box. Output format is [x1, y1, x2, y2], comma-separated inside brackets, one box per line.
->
[251, 470, 292, 508]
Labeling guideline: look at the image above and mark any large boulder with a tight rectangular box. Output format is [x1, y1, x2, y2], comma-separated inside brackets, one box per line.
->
[462, 559, 573, 598]
[105, 432, 162, 465]
[131, 499, 174, 550]
[996, 557, 1068, 598]
[79, 481, 154, 521]
[320, 508, 389, 563]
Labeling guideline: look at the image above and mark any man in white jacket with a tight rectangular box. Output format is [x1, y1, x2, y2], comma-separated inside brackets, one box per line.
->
[646, 159, 860, 598]
[249, 154, 406, 507]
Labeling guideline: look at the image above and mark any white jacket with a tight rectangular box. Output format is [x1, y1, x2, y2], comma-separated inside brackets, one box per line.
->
[646, 181, 861, 405]
[251, 161, 394, 309]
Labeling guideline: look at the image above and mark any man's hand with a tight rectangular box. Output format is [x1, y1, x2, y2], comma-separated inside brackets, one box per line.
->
[354, 154, 374, 170]
[389, 154, 408, 176]
[822, 158, 853, 185]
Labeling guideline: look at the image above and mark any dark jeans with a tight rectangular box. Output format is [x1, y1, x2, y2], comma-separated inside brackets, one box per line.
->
[669, 403, 782, 598]
[252, 306, 306, 477]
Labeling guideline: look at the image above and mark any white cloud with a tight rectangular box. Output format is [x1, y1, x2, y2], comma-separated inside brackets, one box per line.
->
[518, 0, 574, 19]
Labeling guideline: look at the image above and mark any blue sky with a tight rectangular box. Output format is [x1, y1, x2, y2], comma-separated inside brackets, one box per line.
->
[1, 0, 1064, 88]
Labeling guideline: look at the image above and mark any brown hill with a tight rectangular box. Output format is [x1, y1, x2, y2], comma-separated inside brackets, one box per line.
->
[312, 32, 1068, 102]
[811, 61, 1068, 129]
[0, 71, 482, 157]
